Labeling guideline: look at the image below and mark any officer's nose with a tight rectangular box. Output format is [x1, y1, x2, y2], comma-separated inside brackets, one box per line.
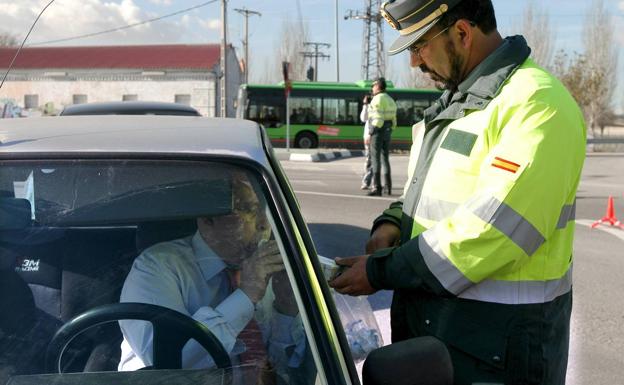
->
[410, 50, 423, 68]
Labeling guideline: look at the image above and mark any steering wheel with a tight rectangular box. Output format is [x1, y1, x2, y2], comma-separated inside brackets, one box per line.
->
[45, 302, 232, 373]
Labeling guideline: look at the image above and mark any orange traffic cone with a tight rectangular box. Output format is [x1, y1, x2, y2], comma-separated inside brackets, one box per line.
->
[591, 196, 624, 229]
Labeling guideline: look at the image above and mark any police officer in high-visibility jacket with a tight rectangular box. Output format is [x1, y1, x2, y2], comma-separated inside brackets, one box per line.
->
[366, 77, 397, 196]
[330, 1, 585, 384]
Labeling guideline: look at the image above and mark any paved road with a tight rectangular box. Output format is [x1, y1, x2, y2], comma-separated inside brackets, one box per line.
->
[281, 153, 624, 385]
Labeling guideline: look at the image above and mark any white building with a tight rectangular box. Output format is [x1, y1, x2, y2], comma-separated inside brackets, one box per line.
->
[0, 44, 242, 117]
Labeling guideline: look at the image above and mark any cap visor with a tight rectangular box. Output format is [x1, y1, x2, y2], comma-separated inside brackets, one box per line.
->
[387, 19, 439, 56]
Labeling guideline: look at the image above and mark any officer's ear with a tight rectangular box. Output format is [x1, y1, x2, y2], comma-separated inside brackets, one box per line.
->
[453, 19, 474, 50]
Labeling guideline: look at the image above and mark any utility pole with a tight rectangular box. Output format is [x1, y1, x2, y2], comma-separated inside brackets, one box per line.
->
[234, 7, 261, 85]
[300, 42, 331, 81]
[344, 0, 385, 80]
[335, 0, 340, 82]
[219, 0, 227, 118]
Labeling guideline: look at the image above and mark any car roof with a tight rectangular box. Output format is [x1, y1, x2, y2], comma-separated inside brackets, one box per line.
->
[0, 116, 270, 167]
[60, 101, 201, 116]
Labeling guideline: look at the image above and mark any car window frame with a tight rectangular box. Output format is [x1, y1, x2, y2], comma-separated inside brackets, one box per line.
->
[259, 138, 360, 385]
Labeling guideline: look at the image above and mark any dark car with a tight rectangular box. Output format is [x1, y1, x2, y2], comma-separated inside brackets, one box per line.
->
[60, 101, 201, 116]
[0, 115, 451, 385]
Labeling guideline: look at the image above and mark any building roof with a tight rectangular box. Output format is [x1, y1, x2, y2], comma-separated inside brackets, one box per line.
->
[0, 44, 221, 70]
[0, 116, 268, 168]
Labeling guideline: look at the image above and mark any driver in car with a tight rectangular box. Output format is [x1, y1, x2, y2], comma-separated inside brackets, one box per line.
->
[118, 174, 312, 384]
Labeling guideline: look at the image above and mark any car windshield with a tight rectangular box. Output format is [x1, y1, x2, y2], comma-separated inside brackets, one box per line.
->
[0, 159, 322, 385]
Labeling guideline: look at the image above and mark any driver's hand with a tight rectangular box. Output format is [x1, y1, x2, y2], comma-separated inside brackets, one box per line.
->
[240, 240, 284, 303]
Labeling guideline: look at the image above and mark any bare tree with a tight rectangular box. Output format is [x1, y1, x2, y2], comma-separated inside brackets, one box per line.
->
[553, 50, 593, 109]
[406, 67, 438, 89]
[0, 32, 18, 47]
[255, 56, 279, 84]
[515, 1, 556, 69]
[274, 19, 309, 81]
[582, 0, 618, 137]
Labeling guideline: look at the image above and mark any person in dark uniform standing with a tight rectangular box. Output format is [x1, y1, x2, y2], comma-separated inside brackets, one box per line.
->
[366, 77, 397, 196]
[330, 1, 585, 384]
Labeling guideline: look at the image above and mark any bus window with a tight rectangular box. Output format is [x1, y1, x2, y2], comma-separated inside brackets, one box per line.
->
[413, 99, 429, 122]
[346, 100, 359, 125]
[248, 98, 284, 128]
[290, 97, 321, 124]
[396, 99, 430, 125]
[322, 98, 359, 125]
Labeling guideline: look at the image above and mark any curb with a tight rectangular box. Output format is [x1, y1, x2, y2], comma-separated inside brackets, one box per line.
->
[288, 150, 364, 162]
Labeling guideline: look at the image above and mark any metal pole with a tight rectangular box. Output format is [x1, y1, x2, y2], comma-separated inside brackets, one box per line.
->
[235, 8, 261, 85]
[335, 0, 340, 82]
[286, 95, 290, 152]
[243, 13, 248, 84]
[220, 0, 227, 118]
[314, 45, 319, 82]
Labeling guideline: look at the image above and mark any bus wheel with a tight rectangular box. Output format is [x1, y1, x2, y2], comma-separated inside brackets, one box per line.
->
[295, 132, 318, 149]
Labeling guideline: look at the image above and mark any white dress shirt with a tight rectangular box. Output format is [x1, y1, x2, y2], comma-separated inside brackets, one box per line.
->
[361, 105, 371, 141]
[118, 231, 305, 371]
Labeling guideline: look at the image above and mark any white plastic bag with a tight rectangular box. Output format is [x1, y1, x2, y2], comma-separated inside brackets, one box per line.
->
[332, 291, 384, 362]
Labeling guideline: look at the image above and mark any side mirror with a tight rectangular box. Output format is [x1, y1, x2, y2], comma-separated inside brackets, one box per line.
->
[363, 336, 453, 385]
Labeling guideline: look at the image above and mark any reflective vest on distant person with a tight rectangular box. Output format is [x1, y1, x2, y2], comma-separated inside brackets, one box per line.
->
[404, 58, 586, 304]
[368, 92, 397, 130]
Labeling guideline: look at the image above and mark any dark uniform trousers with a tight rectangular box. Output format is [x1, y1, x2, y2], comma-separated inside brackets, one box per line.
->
[369, 121, 393, 193]
[390, 289, 572, 385]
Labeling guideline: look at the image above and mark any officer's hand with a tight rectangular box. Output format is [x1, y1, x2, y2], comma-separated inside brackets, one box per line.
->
[240, 240, 285, 303]
[329, 255, 376, 296]
[365, 223, 400, 254]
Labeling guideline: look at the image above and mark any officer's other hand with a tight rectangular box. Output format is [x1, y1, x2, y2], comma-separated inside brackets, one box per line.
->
[365, 223, 400, 254]
[241, 240, 285, 303]
[329, 255, 376, 296]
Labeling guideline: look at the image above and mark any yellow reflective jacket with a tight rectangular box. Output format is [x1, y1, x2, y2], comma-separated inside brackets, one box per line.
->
[367, 36, 584, 384]
[368, 92, 397, 129]
[368, 38, 585, 305]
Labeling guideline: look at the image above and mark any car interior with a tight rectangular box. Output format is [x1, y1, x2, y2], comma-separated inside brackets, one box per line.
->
[0, 160, 317, 385]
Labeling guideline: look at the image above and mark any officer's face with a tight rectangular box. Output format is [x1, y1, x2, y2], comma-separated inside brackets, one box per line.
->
[409, 23, 466, 91]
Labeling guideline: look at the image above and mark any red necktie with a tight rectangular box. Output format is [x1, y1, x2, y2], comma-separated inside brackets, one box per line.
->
[226, 269, 275, 384]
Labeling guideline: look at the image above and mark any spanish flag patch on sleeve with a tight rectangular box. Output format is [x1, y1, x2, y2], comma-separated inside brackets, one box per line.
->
[491, 157, 521, 173]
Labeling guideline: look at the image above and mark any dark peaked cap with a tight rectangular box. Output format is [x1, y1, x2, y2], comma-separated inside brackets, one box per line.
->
[382, 0, 463, 55]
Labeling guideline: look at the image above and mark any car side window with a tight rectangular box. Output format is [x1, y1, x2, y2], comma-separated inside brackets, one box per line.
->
[0, 161, 322, 385]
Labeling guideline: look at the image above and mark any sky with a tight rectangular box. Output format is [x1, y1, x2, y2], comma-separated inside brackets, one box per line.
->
[1, 0, 624, 107]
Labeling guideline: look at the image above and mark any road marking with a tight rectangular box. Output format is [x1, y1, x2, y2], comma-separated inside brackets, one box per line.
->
[281, 164, 325, 171]
[290, 180, 327, 186]
[576, 219, 624, 241]
[294, 190, 397, 202]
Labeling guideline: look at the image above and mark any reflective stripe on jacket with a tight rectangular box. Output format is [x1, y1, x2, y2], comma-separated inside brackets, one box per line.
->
[368, 92, 397, 129]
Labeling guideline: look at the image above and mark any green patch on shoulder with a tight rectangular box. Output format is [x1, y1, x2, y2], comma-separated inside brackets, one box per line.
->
[440, 129, 478, 156]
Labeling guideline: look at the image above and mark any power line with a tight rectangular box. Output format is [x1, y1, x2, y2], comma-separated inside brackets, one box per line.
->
[27, 0, 219, 46]
[300, 42, 331, 81]
[1, 0, 56, 89]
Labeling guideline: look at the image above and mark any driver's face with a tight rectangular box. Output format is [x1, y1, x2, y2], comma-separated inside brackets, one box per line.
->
[197, 178, 270, 265]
